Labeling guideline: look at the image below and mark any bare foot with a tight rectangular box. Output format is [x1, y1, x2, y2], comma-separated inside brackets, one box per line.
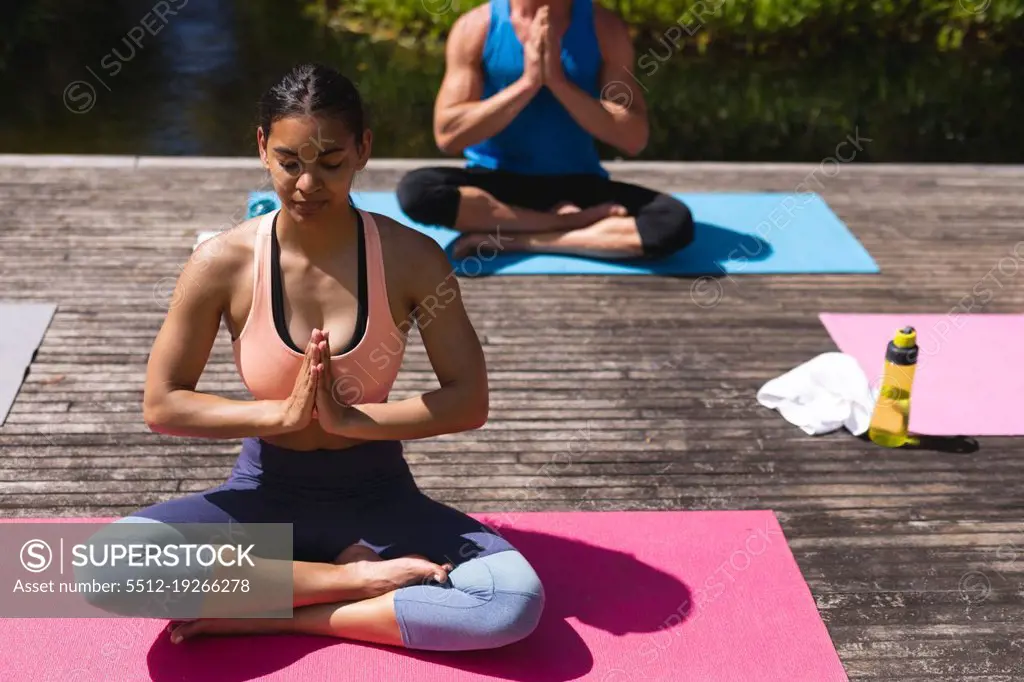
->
[165, 551, 453, 643]
[349, 556, 454, 599]
[565, 202, 629, 229]
[451, 233, 496, 260]
[169, 616, 293, 644]
[165, 618, 196, 635]
[334, 542, 451, 597]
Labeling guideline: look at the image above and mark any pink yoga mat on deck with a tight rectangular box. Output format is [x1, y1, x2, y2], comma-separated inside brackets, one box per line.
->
[820, 313, 1024, 436]
[0, 512, 847, 682]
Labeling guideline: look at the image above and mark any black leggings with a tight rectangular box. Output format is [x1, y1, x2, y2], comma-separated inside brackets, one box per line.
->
[396, 166, 695, 259]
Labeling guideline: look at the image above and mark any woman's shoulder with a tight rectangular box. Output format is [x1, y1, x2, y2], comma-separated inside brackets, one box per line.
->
[592, 3, 631, 45]
[183, 216, 261, 288]
[369, 211, 456, 291]
[370, 211, 447, 262]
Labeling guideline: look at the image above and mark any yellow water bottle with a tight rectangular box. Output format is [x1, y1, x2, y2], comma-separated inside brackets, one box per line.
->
[868, 326, 919, 447]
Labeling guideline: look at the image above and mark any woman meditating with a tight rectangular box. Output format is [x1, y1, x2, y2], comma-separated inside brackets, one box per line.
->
[91, 63, 545, 650]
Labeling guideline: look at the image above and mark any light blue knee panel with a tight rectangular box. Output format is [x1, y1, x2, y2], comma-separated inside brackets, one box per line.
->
[393, 549, 546, 651]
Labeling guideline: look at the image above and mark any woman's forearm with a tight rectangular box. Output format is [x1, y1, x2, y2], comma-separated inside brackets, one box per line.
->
[436, 77, 540, 154]
[548, 77, 648, 156]
[338, 384, 488, 441]
[143, 390, 289, 439]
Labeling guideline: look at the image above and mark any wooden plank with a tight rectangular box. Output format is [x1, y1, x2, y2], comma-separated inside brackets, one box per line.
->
[1, 161, 1023, 679]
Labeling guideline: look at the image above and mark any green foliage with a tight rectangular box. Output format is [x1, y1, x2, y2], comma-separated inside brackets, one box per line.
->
[308, 0, 1024, 52]
[2, 0, 1021, 161]
[617, 46, 1024, 162]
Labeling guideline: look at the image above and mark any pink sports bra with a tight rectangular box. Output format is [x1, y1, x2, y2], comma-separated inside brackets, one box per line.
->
[232, 208, 406, 412]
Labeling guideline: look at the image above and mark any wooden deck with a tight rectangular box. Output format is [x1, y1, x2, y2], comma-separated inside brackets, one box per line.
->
[2, 155, 1024, 679]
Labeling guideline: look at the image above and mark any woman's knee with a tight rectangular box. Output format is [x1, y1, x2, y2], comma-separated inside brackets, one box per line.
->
[395, 549, 545, 650]
[478, 589, 545, 649]
[478, 550, 545, 646]
[396, 167, 461, 227]
[638, 194, 695, 259]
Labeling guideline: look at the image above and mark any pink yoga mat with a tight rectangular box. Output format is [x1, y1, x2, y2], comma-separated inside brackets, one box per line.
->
[820, 313, 1024, 436]
[0, 512, 847, 682]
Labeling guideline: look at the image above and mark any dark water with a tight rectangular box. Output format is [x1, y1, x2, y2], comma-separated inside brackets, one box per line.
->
[3, 0, 1023, 162]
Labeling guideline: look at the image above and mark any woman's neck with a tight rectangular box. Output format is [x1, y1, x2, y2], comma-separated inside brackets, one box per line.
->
[511, 0, 573, 20]
[275, 204, 360, 265]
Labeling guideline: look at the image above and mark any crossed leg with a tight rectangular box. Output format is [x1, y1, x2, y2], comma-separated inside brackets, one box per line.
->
[88, 486, 544, 652]
[397, 166, 695, 262]
[168, 542, 434, 647]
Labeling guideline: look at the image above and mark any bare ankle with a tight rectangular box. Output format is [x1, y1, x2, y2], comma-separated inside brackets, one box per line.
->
[556, 212, 585, 230]
[297, 561, 378, 605]
[337, 560, 381, 600]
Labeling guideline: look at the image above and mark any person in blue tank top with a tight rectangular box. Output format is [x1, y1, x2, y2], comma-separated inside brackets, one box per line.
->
[396, 0, 694, 262]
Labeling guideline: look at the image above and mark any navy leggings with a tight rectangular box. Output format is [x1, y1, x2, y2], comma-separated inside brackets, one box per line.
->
[87, 438, 545, 651]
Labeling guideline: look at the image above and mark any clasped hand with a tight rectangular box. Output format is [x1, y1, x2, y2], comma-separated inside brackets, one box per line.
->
[524, 6, 566, 90]
[278, 328, 357, 435]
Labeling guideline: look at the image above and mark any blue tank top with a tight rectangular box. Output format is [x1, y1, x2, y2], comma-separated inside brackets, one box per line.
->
[463, 0, 608, 178]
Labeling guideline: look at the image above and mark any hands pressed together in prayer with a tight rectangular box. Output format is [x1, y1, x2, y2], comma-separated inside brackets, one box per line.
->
[523, 6, 568, 92]
[277, 328, 359, 436]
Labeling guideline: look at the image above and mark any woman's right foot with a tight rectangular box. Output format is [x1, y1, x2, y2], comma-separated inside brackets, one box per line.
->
[562, 202, 629, 229]
[349, 556, 454, 599]
[450, 232, 494, 260]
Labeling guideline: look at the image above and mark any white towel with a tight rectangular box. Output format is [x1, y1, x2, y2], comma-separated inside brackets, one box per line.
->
[756, 352, 878, 436]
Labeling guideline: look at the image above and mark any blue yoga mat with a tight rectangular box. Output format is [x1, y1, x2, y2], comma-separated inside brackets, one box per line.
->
[246, 190, 878, 276]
